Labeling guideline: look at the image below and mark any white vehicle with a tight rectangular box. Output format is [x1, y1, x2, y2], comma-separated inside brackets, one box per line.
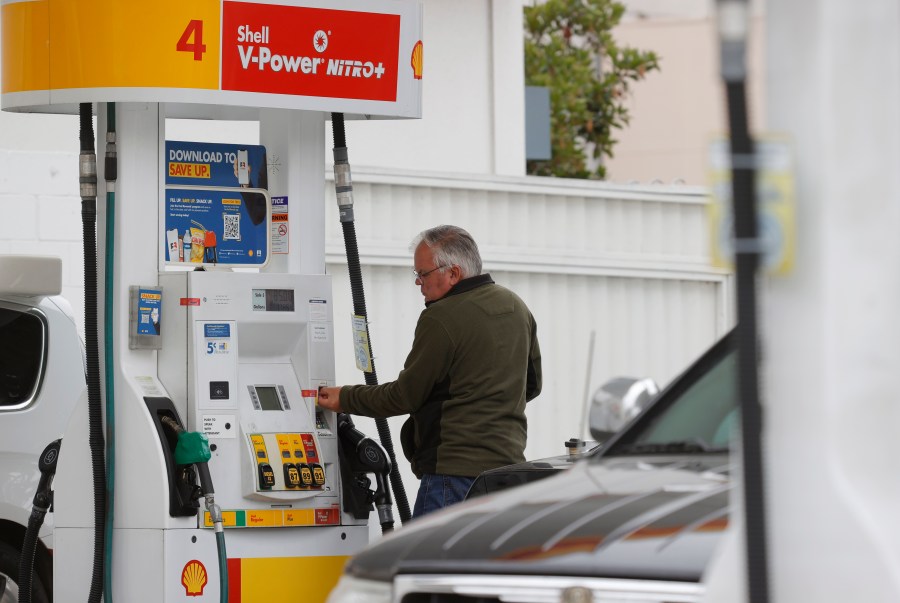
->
[0, 256, 86, 602]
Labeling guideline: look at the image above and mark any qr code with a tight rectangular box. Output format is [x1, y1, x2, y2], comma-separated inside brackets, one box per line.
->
[223, 213, 241, 241]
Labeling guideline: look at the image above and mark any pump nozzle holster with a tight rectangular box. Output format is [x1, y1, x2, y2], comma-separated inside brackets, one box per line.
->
[337, 413, 394, 526]
[33, 439, 61, 511]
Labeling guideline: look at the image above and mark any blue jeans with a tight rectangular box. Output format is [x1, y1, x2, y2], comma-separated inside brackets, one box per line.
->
[412, 474, 475, 518]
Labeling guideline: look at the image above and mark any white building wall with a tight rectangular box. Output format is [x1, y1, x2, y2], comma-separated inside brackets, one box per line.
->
[324, 0, 526, 176]
[605, 4, 767, 185]
[0, 149, 85, 325]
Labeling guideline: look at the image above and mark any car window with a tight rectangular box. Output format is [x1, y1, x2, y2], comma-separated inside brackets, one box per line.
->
[607, 342, 738, 454]
[0, 307, 45, 408]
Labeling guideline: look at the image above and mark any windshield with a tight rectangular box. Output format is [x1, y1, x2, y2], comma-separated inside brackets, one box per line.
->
[607, 344, 738, 455]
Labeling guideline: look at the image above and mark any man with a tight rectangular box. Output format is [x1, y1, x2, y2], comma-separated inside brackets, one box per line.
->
[318, 225, 542, 518]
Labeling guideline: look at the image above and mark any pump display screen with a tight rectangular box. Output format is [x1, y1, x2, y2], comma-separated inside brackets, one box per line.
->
[252, 289, 295, 312]
[255, 386, 283, 411]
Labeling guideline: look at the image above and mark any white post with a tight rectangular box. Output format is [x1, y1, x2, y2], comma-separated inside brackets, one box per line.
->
[765, 0, 900, 600]
[260, 109, 326, 275]
[490, 0, 526, 176]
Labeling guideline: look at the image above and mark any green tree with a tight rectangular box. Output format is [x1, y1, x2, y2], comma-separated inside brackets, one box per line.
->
[525, 0, 660, 179]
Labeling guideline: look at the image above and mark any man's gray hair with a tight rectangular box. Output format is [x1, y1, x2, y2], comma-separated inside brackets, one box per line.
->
[410, 225, 482, 278]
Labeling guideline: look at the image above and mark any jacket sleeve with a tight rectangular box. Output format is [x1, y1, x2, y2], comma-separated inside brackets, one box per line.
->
[525, 316, 542, 402]
[340, 313, 453, 418]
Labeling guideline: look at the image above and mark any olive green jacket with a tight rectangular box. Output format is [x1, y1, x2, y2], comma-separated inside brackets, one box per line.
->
[340, 274, 542, 478]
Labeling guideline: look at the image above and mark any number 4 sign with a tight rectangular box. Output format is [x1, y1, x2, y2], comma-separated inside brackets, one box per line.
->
[177, 20, 207, 61]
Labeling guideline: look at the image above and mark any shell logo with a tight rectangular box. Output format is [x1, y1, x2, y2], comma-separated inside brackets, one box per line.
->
[410, 40, 423, 80]
[313, 29, 329, 53]
[181, 560, 208, 597]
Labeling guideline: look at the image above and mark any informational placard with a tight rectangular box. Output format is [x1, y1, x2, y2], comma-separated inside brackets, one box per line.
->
[137, 288, 162, 336]
[129, 286, 163, 350]
[271, 196, 289, 254]
[165, 141, 271, 267]
[708, 135, 797, 276]
[351, 315, 373, 373]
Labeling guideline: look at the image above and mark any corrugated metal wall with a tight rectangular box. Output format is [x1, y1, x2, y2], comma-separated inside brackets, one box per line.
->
[323, 168, 734, 503]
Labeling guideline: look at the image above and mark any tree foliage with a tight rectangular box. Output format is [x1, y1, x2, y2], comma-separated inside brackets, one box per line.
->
[525, 0, 660, 179]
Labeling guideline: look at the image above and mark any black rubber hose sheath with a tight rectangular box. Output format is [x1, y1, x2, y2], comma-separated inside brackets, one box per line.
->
[81, 102, 107, 603]
[725, 79, 770, 603]
[331, 112, 412, 526]
[17, 510, 45, 603]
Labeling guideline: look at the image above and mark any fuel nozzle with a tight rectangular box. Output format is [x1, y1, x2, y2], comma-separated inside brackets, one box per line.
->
[34, 439, 61, 512]
[173, 429, 223, 530]
[337, 413, 394, 528]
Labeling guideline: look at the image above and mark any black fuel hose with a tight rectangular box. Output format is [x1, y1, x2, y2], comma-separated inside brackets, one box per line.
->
[17, 511, 45, 603]
[718, 2, 770, 601]
[331, 112, 411, 526]
[726, 78, 770, 603]
[80, 102, 107, 603]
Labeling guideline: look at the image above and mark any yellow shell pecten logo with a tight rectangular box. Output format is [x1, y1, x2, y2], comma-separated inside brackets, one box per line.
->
[181, 560, 208, 597]
[410, 40, 423, 80]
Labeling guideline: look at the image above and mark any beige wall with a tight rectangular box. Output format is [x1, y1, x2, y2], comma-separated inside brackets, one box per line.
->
[604, 15, 766, 185]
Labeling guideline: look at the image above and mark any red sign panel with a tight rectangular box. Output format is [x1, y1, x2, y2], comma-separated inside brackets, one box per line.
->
[315, 507, 339, 525]
[300, 433, 319, 462]
[222, 3, 400, 101]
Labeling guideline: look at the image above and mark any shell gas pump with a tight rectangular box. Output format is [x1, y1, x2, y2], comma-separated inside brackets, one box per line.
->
[0, 1, 422, 601]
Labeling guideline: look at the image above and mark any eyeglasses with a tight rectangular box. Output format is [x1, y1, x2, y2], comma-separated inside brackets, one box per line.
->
[413, 265, 447, 280]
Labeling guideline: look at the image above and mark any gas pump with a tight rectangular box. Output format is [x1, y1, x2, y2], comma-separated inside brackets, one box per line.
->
[1, 1, 423, 601]
[157, 270, 345, 519]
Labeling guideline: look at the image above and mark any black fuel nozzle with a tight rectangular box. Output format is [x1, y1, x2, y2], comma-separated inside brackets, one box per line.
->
[372, 471, 394, 529]
[33, 439, 61, 511]
[338, 414, 394, 528]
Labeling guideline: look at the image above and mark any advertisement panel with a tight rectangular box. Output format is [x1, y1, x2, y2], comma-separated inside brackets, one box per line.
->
[164, 141, 271, 267]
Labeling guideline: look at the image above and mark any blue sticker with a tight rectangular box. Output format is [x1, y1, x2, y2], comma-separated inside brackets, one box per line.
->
[137, 289, 162, 336]
[204, 323, 231, 339]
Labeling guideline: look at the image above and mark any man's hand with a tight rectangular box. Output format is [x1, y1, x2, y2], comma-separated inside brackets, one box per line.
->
[318, 386, 344, 413]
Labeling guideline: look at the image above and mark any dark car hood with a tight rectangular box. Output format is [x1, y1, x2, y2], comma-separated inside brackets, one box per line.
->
[347, 454, 732, 583]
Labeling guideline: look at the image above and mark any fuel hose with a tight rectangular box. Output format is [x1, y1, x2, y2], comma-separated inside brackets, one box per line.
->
[330, 112, 411, 526]
[161, 417, 228, 602]
[717, 2, 770, 602]
[79, 101, 107, 603]
[103, 101, 118, 603]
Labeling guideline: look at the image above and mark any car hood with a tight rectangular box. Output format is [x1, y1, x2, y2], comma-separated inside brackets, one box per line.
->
[347, 454, 732, 583]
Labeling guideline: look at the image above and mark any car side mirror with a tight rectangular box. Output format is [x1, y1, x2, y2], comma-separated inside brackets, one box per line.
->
[589, 377, 659, 442]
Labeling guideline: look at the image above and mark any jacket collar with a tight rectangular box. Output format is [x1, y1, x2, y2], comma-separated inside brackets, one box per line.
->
[425, 273, 494, 307]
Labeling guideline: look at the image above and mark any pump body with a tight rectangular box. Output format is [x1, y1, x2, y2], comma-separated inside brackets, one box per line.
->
[1, 1, 423, 601]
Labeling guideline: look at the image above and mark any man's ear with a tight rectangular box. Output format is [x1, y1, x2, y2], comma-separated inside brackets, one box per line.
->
[449, 265, 462, 284]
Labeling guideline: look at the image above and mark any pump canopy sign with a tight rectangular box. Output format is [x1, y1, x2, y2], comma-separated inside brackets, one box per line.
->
[0, 0, 423, 117]
[223, 4, 399, 101]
